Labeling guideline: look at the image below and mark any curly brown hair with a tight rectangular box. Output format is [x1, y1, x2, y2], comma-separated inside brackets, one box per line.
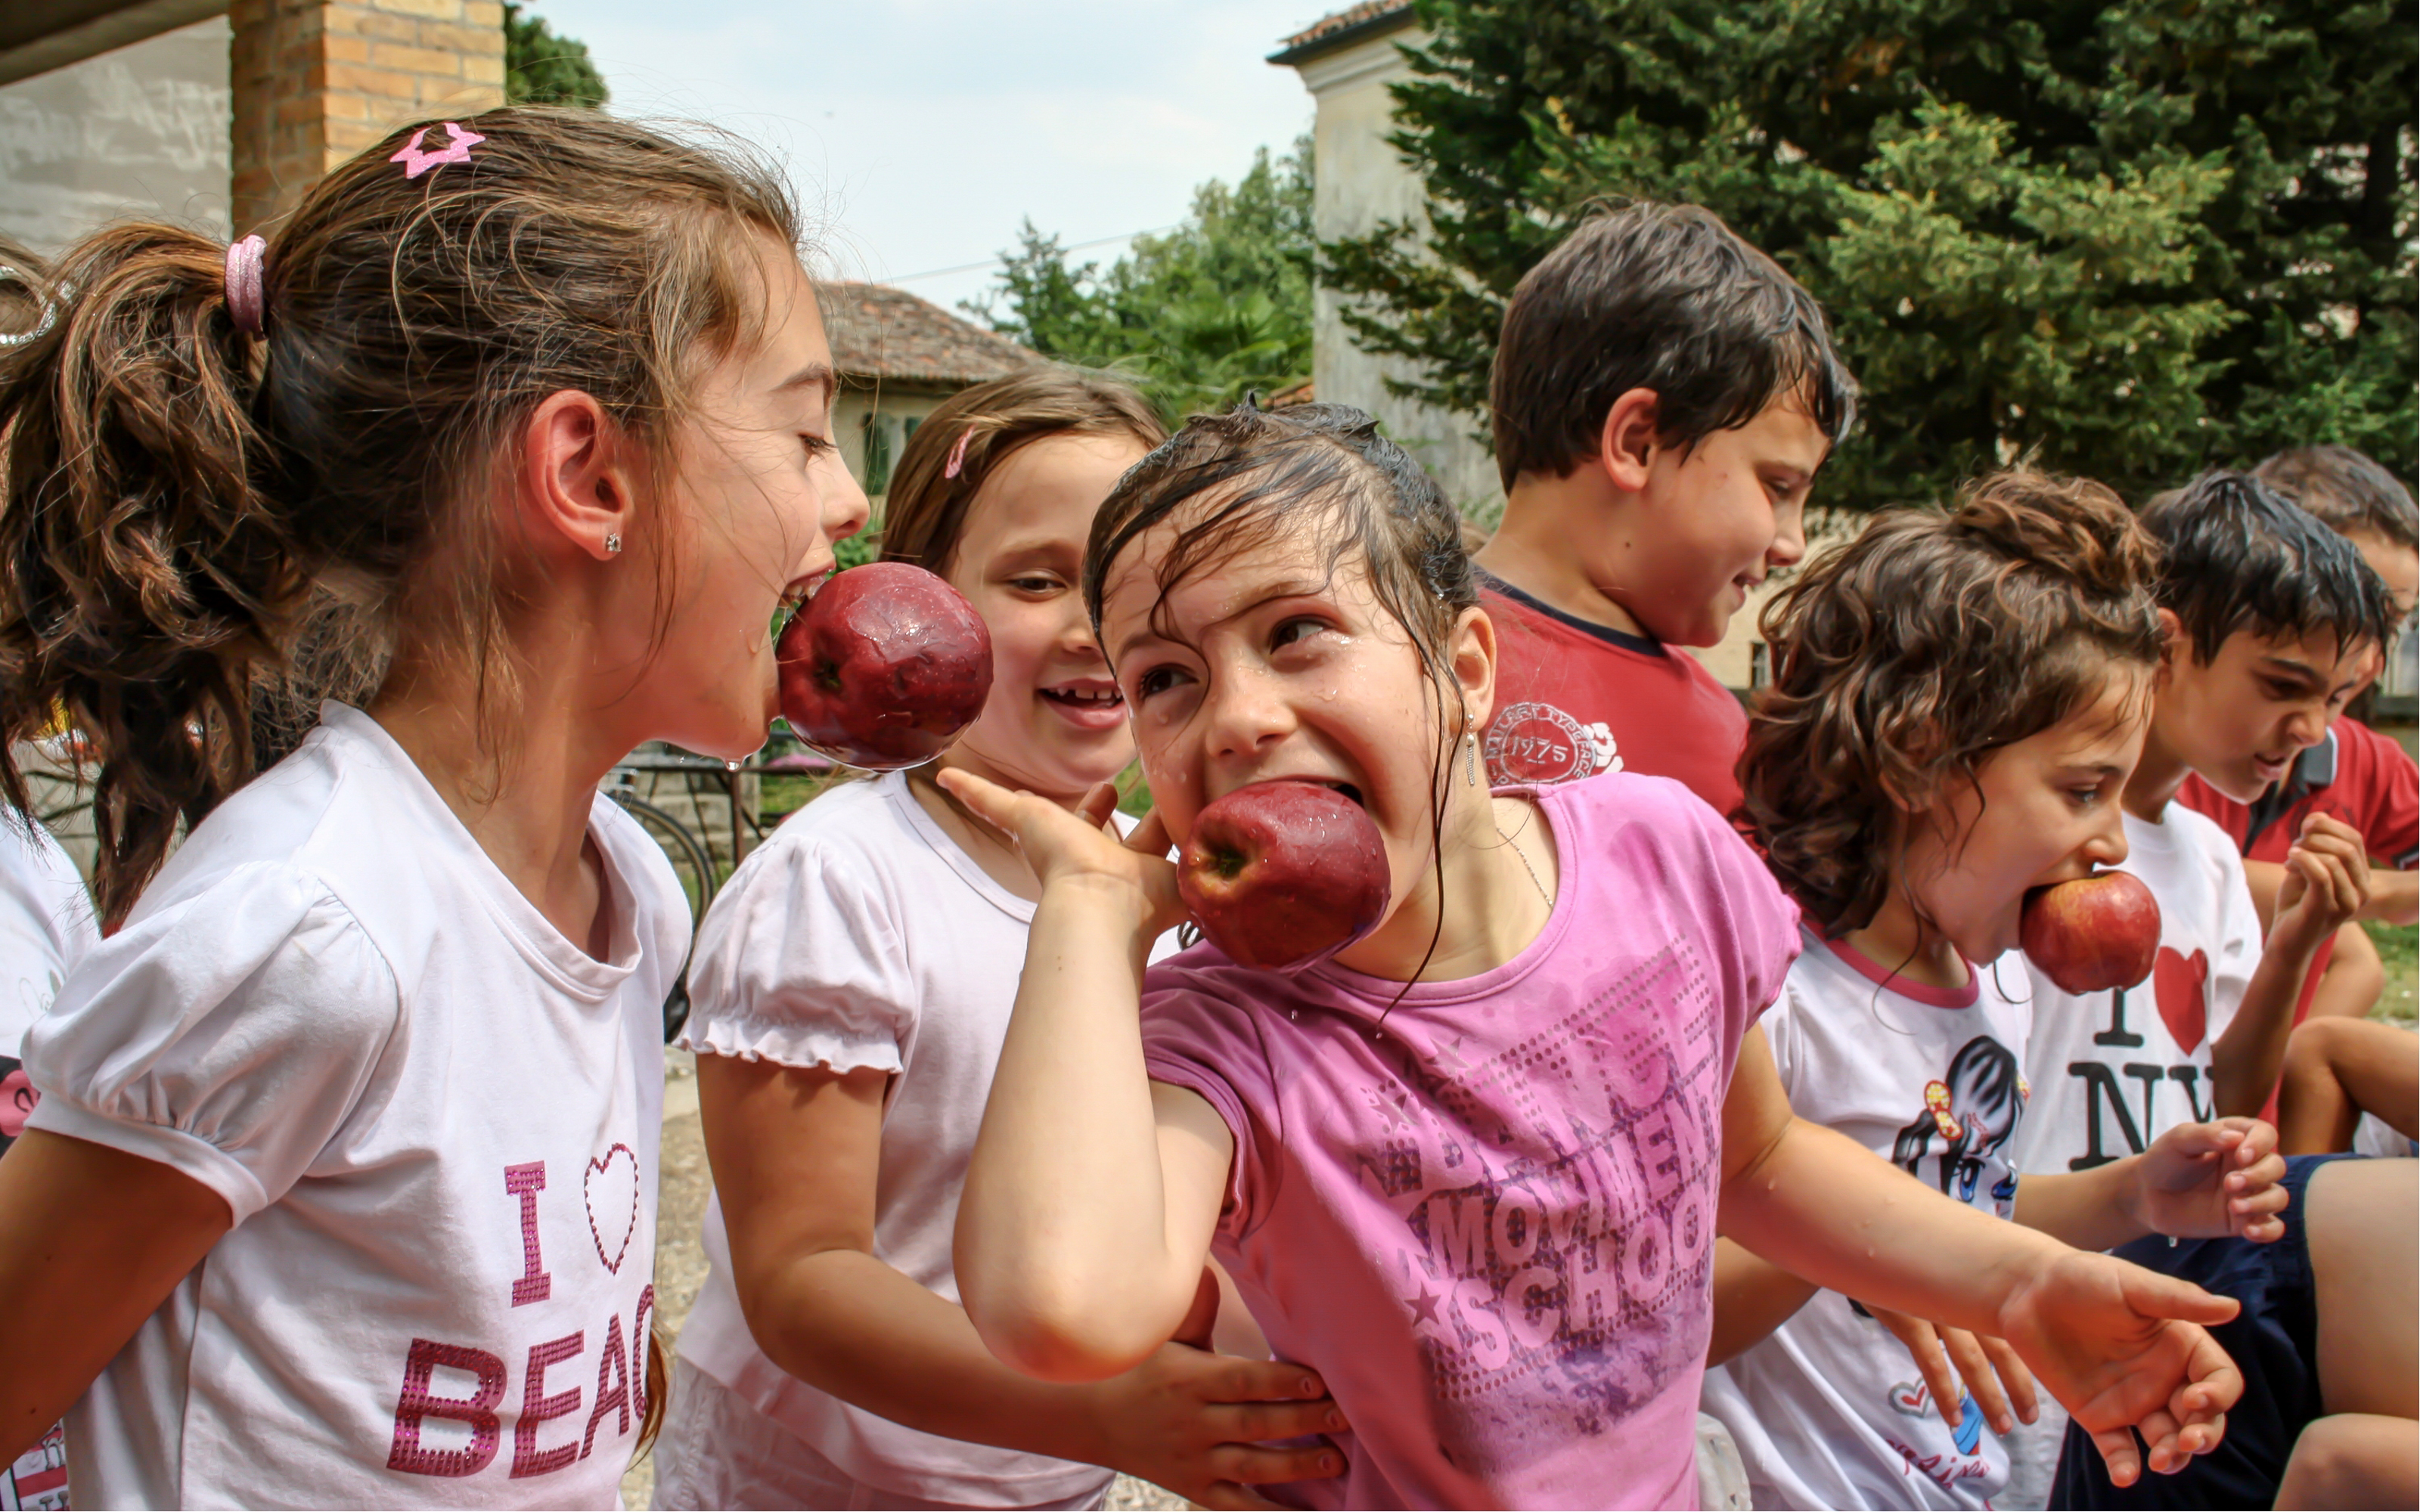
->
[1740, 469, 2164, 935]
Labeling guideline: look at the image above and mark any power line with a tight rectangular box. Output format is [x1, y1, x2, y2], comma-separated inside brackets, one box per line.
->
[883, 223, 1183, 285]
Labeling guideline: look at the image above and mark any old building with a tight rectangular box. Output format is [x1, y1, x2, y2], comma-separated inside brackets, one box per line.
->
[1270, 2, 1794, 692]
[816, 281, 1037, 508]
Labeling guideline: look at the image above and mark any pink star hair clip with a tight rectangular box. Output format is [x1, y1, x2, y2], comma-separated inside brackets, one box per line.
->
[390, 121, 486, 180]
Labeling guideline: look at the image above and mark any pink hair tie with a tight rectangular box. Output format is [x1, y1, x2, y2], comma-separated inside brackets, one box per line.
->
[943, 427, 975, 479]
[224, 234, 267, 337]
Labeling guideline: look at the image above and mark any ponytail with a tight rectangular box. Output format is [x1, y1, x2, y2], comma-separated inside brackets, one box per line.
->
[0, 108, 803, 923]
[0, 225, 307, 922]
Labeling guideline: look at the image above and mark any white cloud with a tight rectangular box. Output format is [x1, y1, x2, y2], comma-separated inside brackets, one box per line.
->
[556, 0, 1327, 313]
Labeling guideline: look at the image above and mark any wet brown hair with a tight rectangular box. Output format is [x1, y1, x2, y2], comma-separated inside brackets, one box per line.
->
[1741, 469, 2164, 935]
[1084, 402, 1481, 984]
[878, 365, 1165, 575]
[0, 107, 800, 920]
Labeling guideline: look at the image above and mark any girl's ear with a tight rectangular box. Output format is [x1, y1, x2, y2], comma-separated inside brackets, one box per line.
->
[1596, 388, 1661, 494]
[514, 388, 640, 564]
[1450, 603, 1500, 732]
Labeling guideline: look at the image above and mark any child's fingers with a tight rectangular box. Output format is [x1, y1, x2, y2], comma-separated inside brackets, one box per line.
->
[1195, 1480, 1292, 1511]
[1981, 1333, 2040, 1424]
[2088, 1424, 2144, 1488]
[1078, 781, 1121, 832]
[1876, 1311, 1962, 1426]
[1207, 1356, 1331, 1406]
[935, 767, 1022, 830]
[1212, 1396, 1350, 1447]
[2133, 1406, 2189, 1474]
[1125, 806, 1171, 859]
[1944, 1328, 2013, 1434]
[2117, 1264, 2241, 1329]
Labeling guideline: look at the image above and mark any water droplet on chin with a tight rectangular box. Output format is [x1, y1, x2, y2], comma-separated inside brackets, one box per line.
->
[724, 759, 741, 773]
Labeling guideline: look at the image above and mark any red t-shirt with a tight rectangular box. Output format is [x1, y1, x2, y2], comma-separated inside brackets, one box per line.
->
[2176, 718, 2418, 870]
[1477, 572, 1749, 815]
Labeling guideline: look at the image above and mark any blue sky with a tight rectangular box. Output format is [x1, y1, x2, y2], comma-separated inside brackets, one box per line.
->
[558, 0, 1329, 316]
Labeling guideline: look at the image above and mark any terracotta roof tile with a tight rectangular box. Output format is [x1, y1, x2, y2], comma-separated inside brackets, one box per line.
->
[1272, 2, 1413, 61]
[814, 281, 1037, 387]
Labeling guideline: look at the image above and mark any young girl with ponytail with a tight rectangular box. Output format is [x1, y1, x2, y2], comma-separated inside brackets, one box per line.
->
[0, 110, 866, 1507]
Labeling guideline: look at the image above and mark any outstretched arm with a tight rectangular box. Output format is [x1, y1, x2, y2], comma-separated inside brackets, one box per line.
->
[1720, 1029, 2242, 1486]
[945, 770, 1236, 1383]
[2215, 816, 2370, 1116]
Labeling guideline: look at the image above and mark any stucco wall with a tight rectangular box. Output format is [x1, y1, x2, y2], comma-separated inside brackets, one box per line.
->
[0, 15, 232, 254]
[1291, 28, 1498, 516]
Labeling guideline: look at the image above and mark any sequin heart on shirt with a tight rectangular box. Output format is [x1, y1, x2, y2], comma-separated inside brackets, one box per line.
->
[584, 1143, 640, 1275]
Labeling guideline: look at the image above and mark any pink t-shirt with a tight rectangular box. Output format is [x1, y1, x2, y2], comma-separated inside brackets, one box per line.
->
[1141, 774, 1801, 1510]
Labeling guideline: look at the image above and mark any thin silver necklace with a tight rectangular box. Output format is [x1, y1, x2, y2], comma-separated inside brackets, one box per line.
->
[1494, 820, 1553, 908]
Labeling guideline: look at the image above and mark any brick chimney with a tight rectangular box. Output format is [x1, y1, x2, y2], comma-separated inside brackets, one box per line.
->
[230, 0, 504, 231]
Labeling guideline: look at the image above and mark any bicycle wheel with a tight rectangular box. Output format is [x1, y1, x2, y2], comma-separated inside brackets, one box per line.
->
[607, 792, 717, 1043]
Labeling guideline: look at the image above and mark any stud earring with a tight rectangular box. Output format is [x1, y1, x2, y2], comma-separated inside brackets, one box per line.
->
[604, 531, 622, 556]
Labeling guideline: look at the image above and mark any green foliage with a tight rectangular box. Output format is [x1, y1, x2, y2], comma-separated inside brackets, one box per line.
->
[971, 140, 1315, 420]
[503, 2, 609, 109]
[1323, 0, 2416, 510]
[833, 531, 880, 571]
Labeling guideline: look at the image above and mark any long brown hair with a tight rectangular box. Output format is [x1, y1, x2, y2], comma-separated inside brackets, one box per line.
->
[1740, 469, 2164, 934]
[0, 108, 800, 921]
[878, 366, 1165, 575]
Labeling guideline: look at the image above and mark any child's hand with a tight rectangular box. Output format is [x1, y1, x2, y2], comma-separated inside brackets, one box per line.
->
[2269, 813, 2370, 958]
[2130, 1117, 2290, 1243]
[1087, 1269, 1345, 1509]
[1087, 1341, 1348, 1508]
[1993, 1250, 2242, 1486]
[937, 769, 1184, 934]
[1863, 1305, 2037, 1437]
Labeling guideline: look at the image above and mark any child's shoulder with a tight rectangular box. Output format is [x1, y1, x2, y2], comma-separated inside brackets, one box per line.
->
[1534, 767, 1742, 847]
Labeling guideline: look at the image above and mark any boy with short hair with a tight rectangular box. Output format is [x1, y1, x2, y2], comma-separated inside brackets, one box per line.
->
[2006, 472, 2395, 1512]
[2176, 448, 2417, 1022]
[2015, 472, 2394, 1179]
[1472, 202, 1856, 813]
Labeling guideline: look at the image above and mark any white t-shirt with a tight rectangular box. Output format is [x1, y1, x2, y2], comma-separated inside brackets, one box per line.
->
[23, 704, 685, 1510]
[1702, 928, 2034, 1510]
[675, 771, 1174, 1507]
[0, 812, 95, 1510]
[2013, 804, 2257, 1177]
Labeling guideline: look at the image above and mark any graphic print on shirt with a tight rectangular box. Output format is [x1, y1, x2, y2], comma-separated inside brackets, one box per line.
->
[385, 1152, 653, 1482]
[1881, 1376, 1991, 1491]
[1890, 1036, 2027, 1219]
[0, 1422, 69, 1510]
[1482, 701, 1622, 786]
[1356, 939, 1723, 1475]
[2060, 950, 2214, 1171]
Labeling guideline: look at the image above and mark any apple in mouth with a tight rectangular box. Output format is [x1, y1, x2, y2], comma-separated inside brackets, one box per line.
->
[2021, 870, 2162, 995]
[777, 562, 994, 770]
[1177, 779, 1390, 973]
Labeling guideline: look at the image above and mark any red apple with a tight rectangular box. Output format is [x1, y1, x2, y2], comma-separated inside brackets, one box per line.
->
[1178, 779, 1390, 972]
[777, 562, 994, 770]
[2021, 870, 2162, 995]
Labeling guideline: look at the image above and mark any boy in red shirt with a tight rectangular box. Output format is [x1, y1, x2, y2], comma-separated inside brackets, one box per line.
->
[1471, 203, 1855, 814]
[2177, 445, 2418, 1028]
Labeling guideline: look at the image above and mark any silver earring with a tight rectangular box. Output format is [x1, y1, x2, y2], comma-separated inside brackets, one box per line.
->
[604, 531, 622, 556]
[1465, 732, 1480, 786]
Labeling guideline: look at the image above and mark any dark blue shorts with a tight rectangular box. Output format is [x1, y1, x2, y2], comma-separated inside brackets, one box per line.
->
[2051, 1153, 2350, 1510]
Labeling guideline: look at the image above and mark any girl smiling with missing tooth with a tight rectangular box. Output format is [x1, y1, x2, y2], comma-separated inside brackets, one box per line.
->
[657, 369, 1350, 1510]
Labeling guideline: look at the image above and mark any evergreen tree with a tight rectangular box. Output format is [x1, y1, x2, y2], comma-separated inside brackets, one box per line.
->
[503, 3, 609, 110]
[972, 140, 1315, 419]
[1323, 0, 2415, 510]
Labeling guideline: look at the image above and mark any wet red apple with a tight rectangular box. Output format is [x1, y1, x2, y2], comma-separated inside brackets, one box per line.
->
[777, 562, 994, 770]
[2021, 870, 2162, 995]
[1178, 779, 1390, 972]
